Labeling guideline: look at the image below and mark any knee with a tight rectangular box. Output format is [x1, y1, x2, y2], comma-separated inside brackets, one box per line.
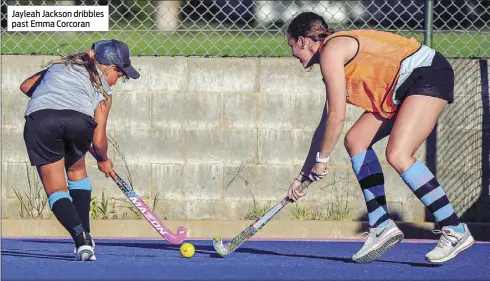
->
[344, 131, 369, 156]
[385, 145, 411, 172]
[344, 132, 357, 155]
[385, 145, 399, 166]
[66, 165, 88, 182]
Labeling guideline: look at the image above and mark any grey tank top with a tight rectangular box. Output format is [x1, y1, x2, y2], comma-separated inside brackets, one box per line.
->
[25, 63, 112, 118]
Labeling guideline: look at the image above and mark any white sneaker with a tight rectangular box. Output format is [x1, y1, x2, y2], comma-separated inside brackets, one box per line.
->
[74, 234, 96, 261]
[425, 223, 474, 263]
[353, 220, 404, 264]
[90, 239, 96, 261]
[75, 244, 94, 261]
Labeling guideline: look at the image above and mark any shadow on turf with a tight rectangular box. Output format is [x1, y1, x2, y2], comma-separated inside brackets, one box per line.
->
[20, 239, 441, 268]
[356, 210, 490, 242]
[355, 212, 441, 240]
[1, 250, 74, 261]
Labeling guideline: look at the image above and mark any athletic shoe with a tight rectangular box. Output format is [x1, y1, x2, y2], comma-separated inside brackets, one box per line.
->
[352, 220, 404, 264]
[74, 238, 96, 261]
[74, 231, 94, 261]
[425, 223, 474, 263]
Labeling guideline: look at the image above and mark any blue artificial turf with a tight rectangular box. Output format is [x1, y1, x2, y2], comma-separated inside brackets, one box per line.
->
[2, 238, 489, 281]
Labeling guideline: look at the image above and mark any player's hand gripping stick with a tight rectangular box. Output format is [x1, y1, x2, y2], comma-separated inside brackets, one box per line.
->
[213, 180, 312, 256]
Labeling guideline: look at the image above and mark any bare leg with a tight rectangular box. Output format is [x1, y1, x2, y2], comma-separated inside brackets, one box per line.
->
[344, 111, 395, 157]
[386, 95, 446, 173]
[388, 95, 474, 262]
[387, 95, 461, 227]
[66, 156, 88, 181]
[37, 158, 68, 196]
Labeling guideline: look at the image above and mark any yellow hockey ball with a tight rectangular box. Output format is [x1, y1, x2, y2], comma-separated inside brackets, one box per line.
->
[180, 242, 195, 258]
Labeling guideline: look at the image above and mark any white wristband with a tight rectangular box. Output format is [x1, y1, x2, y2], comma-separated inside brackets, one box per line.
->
[316, 152, 330, 164]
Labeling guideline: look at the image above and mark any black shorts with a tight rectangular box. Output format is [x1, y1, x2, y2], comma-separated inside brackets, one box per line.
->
[23, 109, 98, 167]
[395, 51, 455, 104]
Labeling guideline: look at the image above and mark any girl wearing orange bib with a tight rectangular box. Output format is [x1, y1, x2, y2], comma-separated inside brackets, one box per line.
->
[286, 12, 473, 264]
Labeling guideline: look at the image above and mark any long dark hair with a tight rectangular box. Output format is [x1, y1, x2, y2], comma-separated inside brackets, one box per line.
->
[44, 53, 110, 101]
[287, 12, 336, 42]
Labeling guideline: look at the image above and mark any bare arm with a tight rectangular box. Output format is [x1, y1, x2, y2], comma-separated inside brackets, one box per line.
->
[92, 96, 112, 161]
[317, 37, 358, 159]
[19, 69, 48, 97]
[299, 103, 329, 176]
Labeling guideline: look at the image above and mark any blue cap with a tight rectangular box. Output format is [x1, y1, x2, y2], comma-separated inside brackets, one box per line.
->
[92, 39, 140, 79]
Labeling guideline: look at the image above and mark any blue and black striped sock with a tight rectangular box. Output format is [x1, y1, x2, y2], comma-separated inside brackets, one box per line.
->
[402, 161, 464, 232]
[352, 149, 390, 228]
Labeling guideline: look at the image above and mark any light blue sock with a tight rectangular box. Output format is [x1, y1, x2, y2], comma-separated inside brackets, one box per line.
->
[67, 177, 92, 191]
[48, 191, 72, 210]
[448, 224, 465, 233]
[401, 161, 464, 233]
[351, 149, 390, 228]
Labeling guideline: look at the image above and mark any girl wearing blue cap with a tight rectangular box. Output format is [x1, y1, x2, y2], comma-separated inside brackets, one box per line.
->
[19, 39, 140, 261]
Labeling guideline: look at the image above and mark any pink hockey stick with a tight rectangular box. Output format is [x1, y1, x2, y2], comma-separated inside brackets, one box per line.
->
[89, 148, 187, 244]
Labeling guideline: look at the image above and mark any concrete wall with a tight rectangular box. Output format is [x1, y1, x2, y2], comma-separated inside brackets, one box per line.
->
[2, 55, 489, 222]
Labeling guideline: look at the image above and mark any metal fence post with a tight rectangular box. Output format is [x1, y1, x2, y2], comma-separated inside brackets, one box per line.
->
[424, 0, 434, 47]
[424, 0, 436, 223]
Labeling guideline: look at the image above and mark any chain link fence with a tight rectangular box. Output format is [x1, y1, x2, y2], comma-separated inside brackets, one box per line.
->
[1, 0, 489, 58]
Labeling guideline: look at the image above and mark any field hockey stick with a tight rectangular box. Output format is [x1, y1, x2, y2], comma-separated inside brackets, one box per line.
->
[89, 147, 187, 244]
[213, 179, 312, 256]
